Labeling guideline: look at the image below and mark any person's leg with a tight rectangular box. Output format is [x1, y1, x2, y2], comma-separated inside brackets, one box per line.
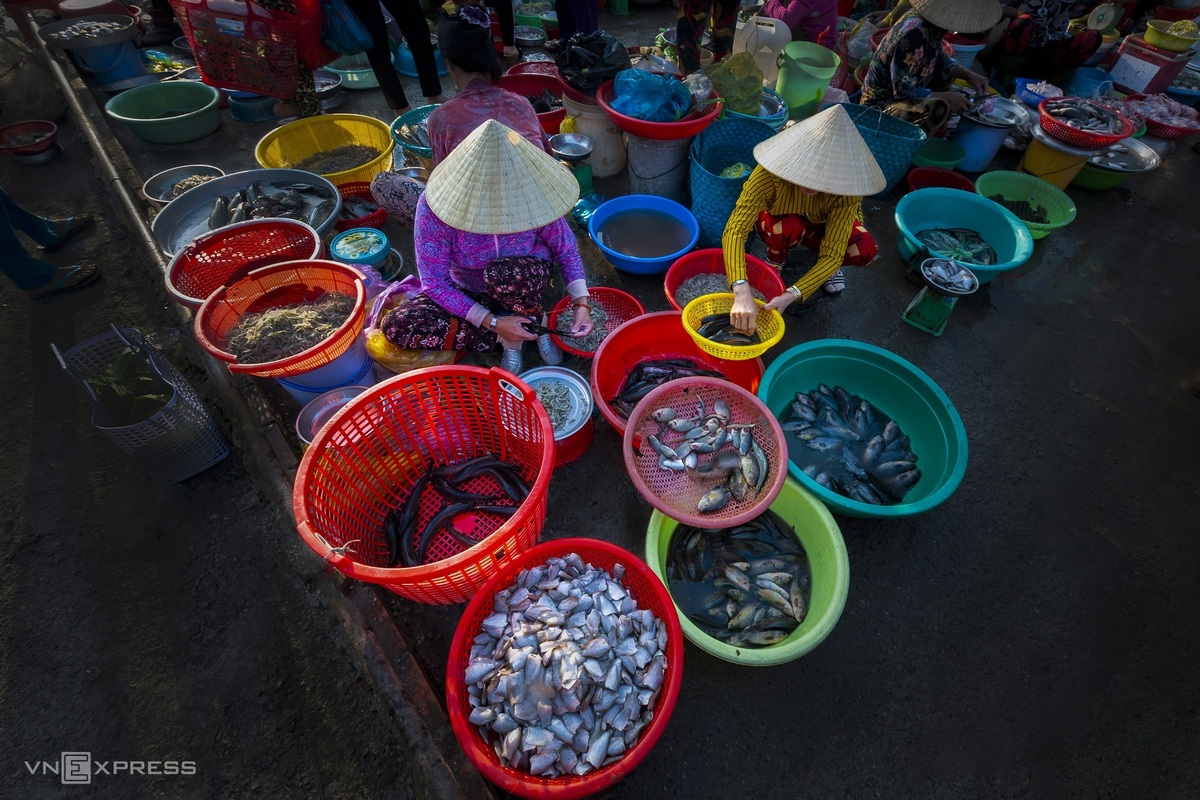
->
[676, 0, 708, 74]
[997, 15, 1033, 58]
[753, 211, 808, 268]
[380, 293, 494, 351]
[388, 0, 444, 100]
[495, 0, 517, 50]
[709, 0, 737, 62]
[556, 0, 577, 44]
[571, 0, 598, 36]
[483, 256, 559, 366]
[370, 173, 425, 225]
[349, 0, 410, 110]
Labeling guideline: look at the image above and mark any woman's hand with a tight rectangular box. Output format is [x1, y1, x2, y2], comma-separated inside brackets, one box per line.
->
[963, 70, 991, 99]
[570, 304, 594, 337]
[763, 289, 798, 315]
[932, 90, 971, 113]
[495, 315, 536, 347]
[729, 283, 759, 335]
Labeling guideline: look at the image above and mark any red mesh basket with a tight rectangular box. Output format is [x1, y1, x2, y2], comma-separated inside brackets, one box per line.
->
[193, 259, 366, 377]
[663, 248, 786, 312]
[494, 74, 568, 136]
[292, 366, 554, 605]
[445, 538, 684, 798]
[1038, 98, 1134, 149]
[165, 219, 324, 311]
[546, 287, 645, 359]
[1125, 93, 1200, 140]
[170, 0, 305, 97]
[504, 61, 561, 78]
[622, 377, 787, 529]
[334, 181, 388, 233]
[590, 311, 764, 440]
[596, 79, 724, 141]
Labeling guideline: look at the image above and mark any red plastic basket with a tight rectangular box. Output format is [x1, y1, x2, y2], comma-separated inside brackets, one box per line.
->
[445, 538, 684, 799]
[590, 311, 765, 440]
[622, 377, 787, 529]
[596, 79, 724, 141]
[334, 181, 388, 233]
[1037, 98, 1134, 149]
[165, 219, 324, 311]
[292, 366, 554, 604]
[1125, 93, 1200, 139]
[663, 248, 786, 312]
[193, 259, 366, 377]
[494, 73, 568, 136]
[546, 287, 645, 359]
[905, 166, 976, 194]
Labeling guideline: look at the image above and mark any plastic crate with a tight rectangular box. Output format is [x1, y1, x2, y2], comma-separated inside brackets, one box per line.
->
[170, 0, 303, 97]
[1110, 35, 1193, 95]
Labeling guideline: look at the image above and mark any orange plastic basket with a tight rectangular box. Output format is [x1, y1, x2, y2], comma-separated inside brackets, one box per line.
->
[445, 538, 684, 798]
[193, 260, 366, 378]
[165, 219, 324, 311]
[292, 366, 555, 605]
[622, 376, 787, 529]
[545, 286, 645, 359]
[170, 0, 302, 97]
[663, 248, 786, 312]
[333, 181, 388, 232]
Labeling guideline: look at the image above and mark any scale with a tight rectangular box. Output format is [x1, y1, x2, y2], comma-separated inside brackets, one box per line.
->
[902, 257, 980, 336]
[548, 132, 595, 196]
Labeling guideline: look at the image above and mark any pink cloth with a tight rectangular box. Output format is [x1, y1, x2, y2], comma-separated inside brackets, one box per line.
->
[761, 0, 838, 48]
[427, 79, 548, 165]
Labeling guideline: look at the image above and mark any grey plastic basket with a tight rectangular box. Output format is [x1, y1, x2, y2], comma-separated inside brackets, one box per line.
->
[52, 326, 229, 485]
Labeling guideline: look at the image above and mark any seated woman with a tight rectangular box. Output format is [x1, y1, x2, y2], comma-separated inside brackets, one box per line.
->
[859, 0, 1000, 134]
[721, 105, 886, 333]
[991, 0, 1101, 83]
[371, 6, 548, 224]
[761, 0, 838, 48]
[380, 120, 593, 376]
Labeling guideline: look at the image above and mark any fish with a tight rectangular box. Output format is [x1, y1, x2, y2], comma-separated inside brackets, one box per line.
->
[208, 196, 229, 230]
[697, 487, 731, 513]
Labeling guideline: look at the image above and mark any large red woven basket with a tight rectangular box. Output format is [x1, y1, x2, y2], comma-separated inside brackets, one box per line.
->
[193, 260, 366, 378]
[1038, 98, 1134, 149]
[1125, 93, 1200, 139]
[495, 73, 568, 136]
[590, 311, 764, 439]
[546, 286, 644, 359]
[165, 219, 324, 311]
[663, 248, 786, 312]
[170, 0, 303, 97]
[596, 79, 723, 141]
[622, 376, 787, 529]
[333, 181, 388, 232]
[293, 366, 555, 604]
[446, 538, 684, 798]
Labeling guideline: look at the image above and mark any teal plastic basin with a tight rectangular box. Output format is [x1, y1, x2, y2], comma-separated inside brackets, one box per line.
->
[758, 339, 969, 519]
[894, 187, 1034, 284]
[105, 81, 220, 144]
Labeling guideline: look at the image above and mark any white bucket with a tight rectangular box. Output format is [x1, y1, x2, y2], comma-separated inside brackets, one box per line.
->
[626, 133, 693, 204]
[563, 95, 626, 178]
[276, 338, 374, 404]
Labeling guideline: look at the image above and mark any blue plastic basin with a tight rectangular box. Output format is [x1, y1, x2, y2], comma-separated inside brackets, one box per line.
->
[894, 187, 1034, 284]
[588, 195, 699, 275]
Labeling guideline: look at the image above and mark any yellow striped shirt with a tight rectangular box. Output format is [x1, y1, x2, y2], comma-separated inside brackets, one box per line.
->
[721, 166, 863, 301]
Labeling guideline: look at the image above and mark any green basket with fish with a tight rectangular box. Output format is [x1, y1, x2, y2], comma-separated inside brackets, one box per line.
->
[973, 171, 1076, 240]
[391, 104, 439, 162]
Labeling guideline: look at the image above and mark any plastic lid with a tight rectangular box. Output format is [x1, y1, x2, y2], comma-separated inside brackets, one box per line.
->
[330, 228, 388, 263]
[1088, 4, 1117, 31]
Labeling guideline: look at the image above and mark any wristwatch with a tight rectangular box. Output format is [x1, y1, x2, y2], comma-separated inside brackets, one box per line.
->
[487, 314, 499, 331]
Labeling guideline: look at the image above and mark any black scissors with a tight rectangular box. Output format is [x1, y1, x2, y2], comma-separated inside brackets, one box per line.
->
[519, 318, 588, 339]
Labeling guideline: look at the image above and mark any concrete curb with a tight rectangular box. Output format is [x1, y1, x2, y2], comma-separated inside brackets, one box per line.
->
[24, 16, 492, 800]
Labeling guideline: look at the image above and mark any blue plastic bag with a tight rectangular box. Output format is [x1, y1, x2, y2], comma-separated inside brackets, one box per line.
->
[321, 0, 374, 56]
[609, 69, 692, 123]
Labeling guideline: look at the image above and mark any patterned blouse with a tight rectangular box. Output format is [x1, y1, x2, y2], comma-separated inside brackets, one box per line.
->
[413, 194, 587, 326]
[860, 12, 954, 106]
[762, 0, 839, 48]
[1003, 0, 1093, 47]
[426, 78, 548, 165]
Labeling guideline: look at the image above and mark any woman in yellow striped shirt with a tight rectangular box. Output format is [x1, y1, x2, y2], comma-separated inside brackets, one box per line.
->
[721, 105, 887, 333]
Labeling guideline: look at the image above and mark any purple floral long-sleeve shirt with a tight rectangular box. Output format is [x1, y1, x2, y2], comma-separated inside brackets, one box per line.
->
[762, 0, 838, 48]
[413, 194, 587, 326]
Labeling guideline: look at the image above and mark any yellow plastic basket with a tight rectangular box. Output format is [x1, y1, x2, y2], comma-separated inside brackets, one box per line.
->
[681, 292, 784, 361]
[254, 113, 395, 185]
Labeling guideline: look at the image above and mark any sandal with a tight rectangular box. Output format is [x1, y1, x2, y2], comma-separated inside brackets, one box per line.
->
[42, 215, 94, 252]
[545, 39, 564, 54]
[822, 268, 845, 295]
[31, 263, 101, 299]
[500, 346, 524, 375]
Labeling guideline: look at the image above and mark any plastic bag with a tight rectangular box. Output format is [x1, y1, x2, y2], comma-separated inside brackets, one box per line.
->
[321, 0, 374, 56]
[0, 33, 66, 125]
[572, 193, 604, 227]
[704, 52, 763, 116]
[610, 69, 691, 122]
[846, 21, 878, 69]
[364, 276, 459, 375]
[556, 31, 632, 95]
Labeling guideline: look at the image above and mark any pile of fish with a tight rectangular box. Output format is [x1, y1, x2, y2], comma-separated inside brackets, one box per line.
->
[609, 358, 725, 420]
[168, 174, 218, 199]
[915, 228, 997, 266]
[1122, 93, 1200, 131]
[694, 313, 762, 347]
[675, 273, 765, 309]
[527, 89, 563, 113]
[46, 19, 126, 39]
[381, 454, 529, 567]
[553, 304, 610, 353]
[293, 144, 380, 175]
[534, 381, 572, 432]
[340, 194, 383, 222]
[986, 195, 1048, 225]
[394, 119, 431, 151]
[3, 130, 53, 148]
[666, 510, 809, 648]
[1042, 98, 1126, 134]
[206, 180, 336, 231]
[644, 394, 769, 514]
[1171, 70, 1200, 92]
[782, 384, 920, 505]
[920, 258, 977, 294]
[1089, 141, 1145, 171]
[1090, 95, 1144, 128]
[465, 554, 668, 778]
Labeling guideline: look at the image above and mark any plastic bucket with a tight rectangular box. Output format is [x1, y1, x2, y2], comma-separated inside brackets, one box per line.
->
[954, 115, 1014, 172]
[775, 41, 840, 120]
[75, 40, 145, 84]
[626, 133, 692, 204]
[1065, 66, 1114, 98]
[1017, 124, 1099, 189]
[562, 94, 626, 178]
[275, 338, 372, 404]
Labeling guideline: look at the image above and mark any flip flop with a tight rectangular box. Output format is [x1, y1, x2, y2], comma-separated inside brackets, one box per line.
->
[31, 263, 101, 299]
[42, 215, 94, 252]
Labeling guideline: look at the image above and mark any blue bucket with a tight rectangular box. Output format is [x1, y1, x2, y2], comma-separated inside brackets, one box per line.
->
[276, 339, 374, 404]
[587, 195, 699, 275]
[75, 40, 145, 84]
[953, 116, 1012, 172]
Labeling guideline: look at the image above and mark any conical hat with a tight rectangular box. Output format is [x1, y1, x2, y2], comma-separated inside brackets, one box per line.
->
[424, 119, 580, 234]
[910, 0, 1002, 34]
[752, 105, 886, 196]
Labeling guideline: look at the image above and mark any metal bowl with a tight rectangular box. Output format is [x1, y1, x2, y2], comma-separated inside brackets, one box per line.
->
[514, 25, 547, 48]
[295, 385, 372, 445]
[142, 164, 226, 205]
[313, 68, 343, 98]
[548, 132, 594, 163]
[172, 35, 191, 52]
[1086, 135, 1163, 173]
[396, 166, 429, 182]
[919, 257, 979, 297]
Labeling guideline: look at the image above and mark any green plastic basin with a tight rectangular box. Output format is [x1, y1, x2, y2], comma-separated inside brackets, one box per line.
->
[645, 477, 849, 666]
[911, 136, 966, 169]
[1070, 161, 1128, 190]
[105, 81, 220, 144]
[757, 339, 969, 519]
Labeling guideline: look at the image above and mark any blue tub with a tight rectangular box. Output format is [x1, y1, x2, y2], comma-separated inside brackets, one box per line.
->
[894, 188, 1034, 284]
[393, 40, 448, 77]
[588, 195, 699, 275]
